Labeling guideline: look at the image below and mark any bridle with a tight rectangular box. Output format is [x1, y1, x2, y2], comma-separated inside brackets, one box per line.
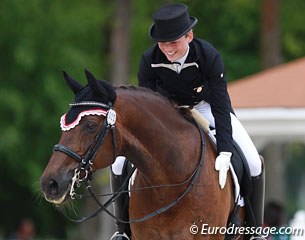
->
[53, 101, 117, 199]
[52, 101, 206, 224]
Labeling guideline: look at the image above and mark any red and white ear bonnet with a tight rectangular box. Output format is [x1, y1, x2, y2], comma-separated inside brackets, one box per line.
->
[60, 102, 109, 131]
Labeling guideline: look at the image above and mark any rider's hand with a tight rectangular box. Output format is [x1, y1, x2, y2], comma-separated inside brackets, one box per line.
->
[215, 152, 232, 189]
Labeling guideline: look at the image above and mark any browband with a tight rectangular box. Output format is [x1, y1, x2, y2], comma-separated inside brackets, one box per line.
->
[69, 101, 111, 109]
[60, 109, 108, 131]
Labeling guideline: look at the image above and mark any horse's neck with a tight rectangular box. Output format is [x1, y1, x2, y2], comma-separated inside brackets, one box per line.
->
[116, 89, 200, 184]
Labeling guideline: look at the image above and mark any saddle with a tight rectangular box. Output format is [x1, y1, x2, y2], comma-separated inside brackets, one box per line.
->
[189, 108, 253, 198]
[189, 108, 264, 234]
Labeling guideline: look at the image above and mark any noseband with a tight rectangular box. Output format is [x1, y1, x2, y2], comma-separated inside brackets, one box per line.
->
[53, 101, 117, 199]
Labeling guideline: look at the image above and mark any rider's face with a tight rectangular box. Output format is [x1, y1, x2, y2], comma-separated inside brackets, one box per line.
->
[158, 31, 193, 62]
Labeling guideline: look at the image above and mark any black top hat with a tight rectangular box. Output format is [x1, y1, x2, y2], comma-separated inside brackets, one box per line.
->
[149, 3, 198, 42]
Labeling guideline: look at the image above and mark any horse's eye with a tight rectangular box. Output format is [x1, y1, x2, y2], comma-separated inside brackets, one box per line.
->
[85, 121, 98, 133]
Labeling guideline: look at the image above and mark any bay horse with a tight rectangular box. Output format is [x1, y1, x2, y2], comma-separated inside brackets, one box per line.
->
[40, 70, 243, 239]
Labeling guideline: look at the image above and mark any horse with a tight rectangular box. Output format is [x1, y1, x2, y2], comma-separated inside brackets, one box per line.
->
[40, 70, 244, 239]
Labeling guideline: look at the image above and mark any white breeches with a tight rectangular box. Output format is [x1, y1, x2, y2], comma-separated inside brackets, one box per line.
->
[194, 101, 262, 177]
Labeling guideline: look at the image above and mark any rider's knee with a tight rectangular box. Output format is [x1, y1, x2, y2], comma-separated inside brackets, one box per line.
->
[111, 156, 126, 175]
[247, 154, 263, 177]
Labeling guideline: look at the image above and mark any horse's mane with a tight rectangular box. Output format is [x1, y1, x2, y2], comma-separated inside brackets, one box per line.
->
[115, 85, 193, 122]
[116, 85, 160, 97]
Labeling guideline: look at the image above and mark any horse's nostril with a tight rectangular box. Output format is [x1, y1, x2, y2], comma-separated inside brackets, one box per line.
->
[49, 179, 59, 196]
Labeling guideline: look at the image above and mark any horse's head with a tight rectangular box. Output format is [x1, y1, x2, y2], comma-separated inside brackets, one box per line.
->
[40, 70, 118, 205]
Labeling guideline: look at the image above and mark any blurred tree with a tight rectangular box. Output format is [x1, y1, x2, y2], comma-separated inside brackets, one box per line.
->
[261, 0, 283, 68]
[110, 0, 131, 85]
[129, 0, 168, 84]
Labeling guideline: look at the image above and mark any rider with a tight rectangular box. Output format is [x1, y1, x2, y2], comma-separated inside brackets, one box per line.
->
[110, 3, 265, 239]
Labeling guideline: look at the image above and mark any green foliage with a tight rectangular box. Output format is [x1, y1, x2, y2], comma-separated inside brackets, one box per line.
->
[282, 0, 305, 60]
[187, 0, 261, 81]
[0, 0, 113, 238]
[130, 0, 167, 84]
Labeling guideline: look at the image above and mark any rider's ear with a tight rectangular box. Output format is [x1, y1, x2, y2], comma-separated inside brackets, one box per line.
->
[63, 71, 84, 94]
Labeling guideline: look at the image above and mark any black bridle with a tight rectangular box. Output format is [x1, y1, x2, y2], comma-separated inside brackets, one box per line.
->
[53, 101, 206, 224]
[53, 101, 118, 199]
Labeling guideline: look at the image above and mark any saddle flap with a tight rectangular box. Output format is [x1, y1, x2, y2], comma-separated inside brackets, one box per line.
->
[230, 140, 253, 198]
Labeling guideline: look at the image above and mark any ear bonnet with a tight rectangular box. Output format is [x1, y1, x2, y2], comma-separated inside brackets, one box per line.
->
[60, 70, 116, 131]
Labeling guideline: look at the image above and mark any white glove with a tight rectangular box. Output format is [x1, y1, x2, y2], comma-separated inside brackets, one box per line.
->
[215, 152, 232, 189]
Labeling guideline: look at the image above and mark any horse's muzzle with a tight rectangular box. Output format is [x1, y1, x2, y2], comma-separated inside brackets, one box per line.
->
[40, 172, 73, 205]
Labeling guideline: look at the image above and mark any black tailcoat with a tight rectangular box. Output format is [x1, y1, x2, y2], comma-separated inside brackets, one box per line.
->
[138, 38, 233, 153]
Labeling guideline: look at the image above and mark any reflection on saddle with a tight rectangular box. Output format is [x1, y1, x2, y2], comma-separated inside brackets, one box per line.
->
[190, 108, 210, 133]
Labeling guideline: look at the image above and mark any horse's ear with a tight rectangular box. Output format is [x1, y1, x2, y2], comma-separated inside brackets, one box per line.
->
[63, 71, 83, 94]
[101, 80, 117, 103]
[84, 69, 107, 97]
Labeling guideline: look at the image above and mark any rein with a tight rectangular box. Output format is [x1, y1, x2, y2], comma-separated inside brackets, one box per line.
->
[54, 101, 206, 224]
